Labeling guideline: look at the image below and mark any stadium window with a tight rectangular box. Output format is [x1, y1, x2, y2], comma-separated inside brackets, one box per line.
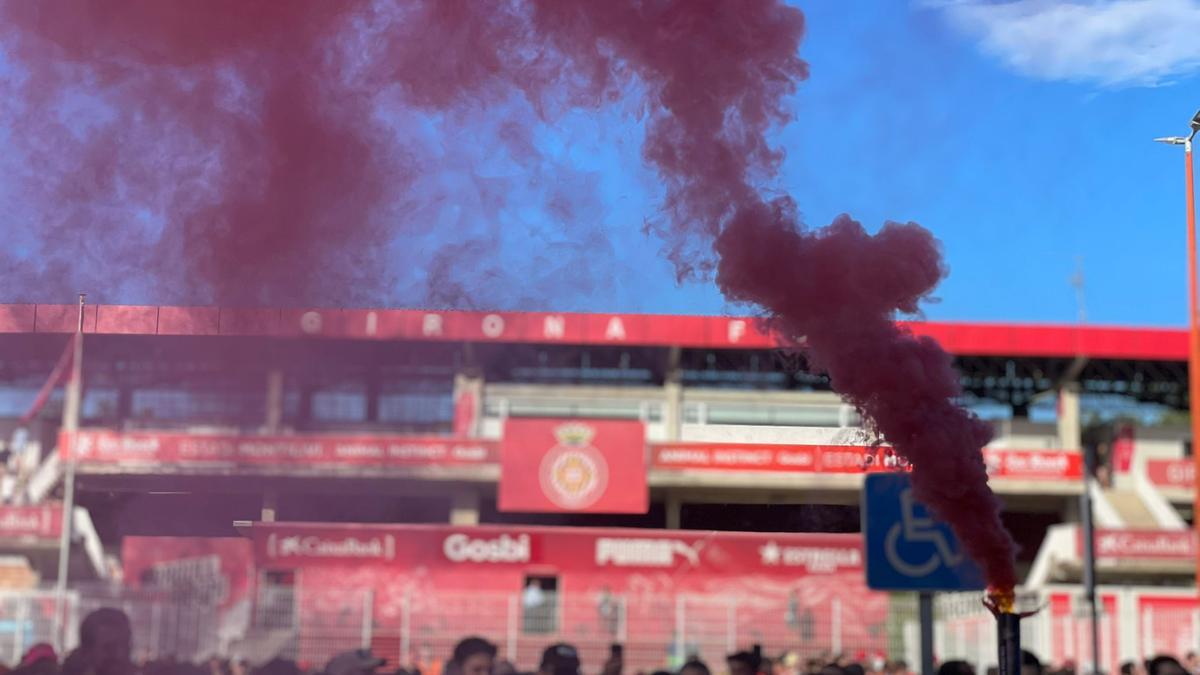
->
[521, 575, 559, 634]
[378, 392, 453, 426]
[311, 389, 367, 423]
[256, 570, 297, 630]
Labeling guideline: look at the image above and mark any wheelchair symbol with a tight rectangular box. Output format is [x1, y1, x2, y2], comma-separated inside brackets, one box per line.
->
[885, 487, 963, 577]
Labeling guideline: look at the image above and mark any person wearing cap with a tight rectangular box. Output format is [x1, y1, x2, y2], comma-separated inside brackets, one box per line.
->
[325, 649, 387, 675]
[539, 644, 581, 675]
[449, 637, 497, 675]
[14, 644, 57, 675]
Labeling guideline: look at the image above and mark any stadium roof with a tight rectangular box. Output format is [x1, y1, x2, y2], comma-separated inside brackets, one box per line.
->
[0, 303, 1186, 361]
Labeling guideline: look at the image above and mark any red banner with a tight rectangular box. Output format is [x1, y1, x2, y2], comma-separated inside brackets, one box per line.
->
[1079, 529, 1197, 561]
[650, 443, 1081, 480]
[2, 303, 1188, 361]
[0, 504, 63, 540]
[248, 522, 862, 576]
[62, 430, 497, 467]
[981, 448, 1083, 480]
[650, 443, 909, 473]
[1147, 459, 1194, 489]
[499, 418, 647, 513]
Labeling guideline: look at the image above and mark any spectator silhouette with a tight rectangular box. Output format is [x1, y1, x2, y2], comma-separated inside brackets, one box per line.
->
[11, 644, 57, 675]
[325, 650, 386, 675]
[61, 608, 134, 675]
[450, 638, 496, 675]
[727, 646, 762, 675]
[937, 662, 975, 675]
[1148, 657, 1189, 675]
[1020, 651, 1044, 675]
[538, 644, 580, 675]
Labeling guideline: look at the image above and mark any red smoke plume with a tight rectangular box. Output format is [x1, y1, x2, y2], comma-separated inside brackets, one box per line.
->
[533, 0, 1015, 591]
[2, 0, 1015, 588]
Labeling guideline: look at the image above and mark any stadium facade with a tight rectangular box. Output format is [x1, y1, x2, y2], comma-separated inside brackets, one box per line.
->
[0, 303, 1196, 671]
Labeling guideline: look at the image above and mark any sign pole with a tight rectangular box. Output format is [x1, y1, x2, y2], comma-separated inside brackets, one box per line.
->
[54, 293, 85, 652]
[919, 592, 935, 675]
[1080, 443, 1101, 675]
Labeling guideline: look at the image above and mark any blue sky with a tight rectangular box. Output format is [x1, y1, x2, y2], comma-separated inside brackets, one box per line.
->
[3, 1, 1200, 326]
[695, 0, 1200, 327]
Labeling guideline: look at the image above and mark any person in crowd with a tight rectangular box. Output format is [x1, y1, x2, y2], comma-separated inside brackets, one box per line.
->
[491, 661, 515, 675]
[254, 658, 303, 675]
[1147, 657, 1189, 675]
[449, 638, 497, 675]
[986, 667, 999, 675]
[12, 644, 57, 675]
[937, 661, 974, 675]
[1020, 651, 1044, 675]
[842, 664, 864, 675]
[210, 658, 233, 675]
[61, 607, 134, 675]
[324, 649, 386, 675]
[601, 648, 622, 675]
[1185, 654, 1199, 675]
[679, 660, 710, 675]
[884, 661, 909, 675]
[727, 647, 762, 675]
[538, 644, 581, 675]
[597, 586, 620, 637]
[417, 646, 442, 675]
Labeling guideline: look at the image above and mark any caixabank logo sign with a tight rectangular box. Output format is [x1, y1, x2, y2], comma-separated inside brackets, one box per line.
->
[266, 533, 397, 561]
[538, 422, 609, 510]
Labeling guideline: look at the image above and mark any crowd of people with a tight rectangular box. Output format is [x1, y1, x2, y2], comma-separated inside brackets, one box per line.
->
[2, 608, 1199, 675]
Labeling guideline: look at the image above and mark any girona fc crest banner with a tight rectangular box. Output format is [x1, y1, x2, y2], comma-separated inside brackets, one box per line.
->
[499, 418, 648, 514]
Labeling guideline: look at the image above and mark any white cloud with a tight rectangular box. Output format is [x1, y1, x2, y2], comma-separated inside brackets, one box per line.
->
[927, 0, 1200, 86]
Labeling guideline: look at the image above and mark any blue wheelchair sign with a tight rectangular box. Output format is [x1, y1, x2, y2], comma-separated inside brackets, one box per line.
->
[862, 472, 985, 591]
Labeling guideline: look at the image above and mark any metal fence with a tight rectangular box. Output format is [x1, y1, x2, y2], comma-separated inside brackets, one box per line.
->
[242, 588, 890, 673]
[0, 586, 221, 666]
[8, 586, 1200, 672]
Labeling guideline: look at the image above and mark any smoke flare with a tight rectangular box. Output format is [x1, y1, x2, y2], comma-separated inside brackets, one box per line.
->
[1, 0, 1015, 588]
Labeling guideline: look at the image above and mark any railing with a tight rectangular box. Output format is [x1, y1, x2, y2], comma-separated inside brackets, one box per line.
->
[0, 586, 221, 666]
[8, 586, 1200, 672]
[246, 588, 879, 672]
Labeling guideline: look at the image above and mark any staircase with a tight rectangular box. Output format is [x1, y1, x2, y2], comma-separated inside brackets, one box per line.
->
[1103, 489, 1160, 528]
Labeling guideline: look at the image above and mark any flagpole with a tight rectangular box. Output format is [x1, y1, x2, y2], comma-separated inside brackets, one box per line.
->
[55, 293, 85, 650]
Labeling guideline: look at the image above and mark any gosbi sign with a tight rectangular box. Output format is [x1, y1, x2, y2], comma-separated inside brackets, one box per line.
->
[499, 418, 647, 513]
